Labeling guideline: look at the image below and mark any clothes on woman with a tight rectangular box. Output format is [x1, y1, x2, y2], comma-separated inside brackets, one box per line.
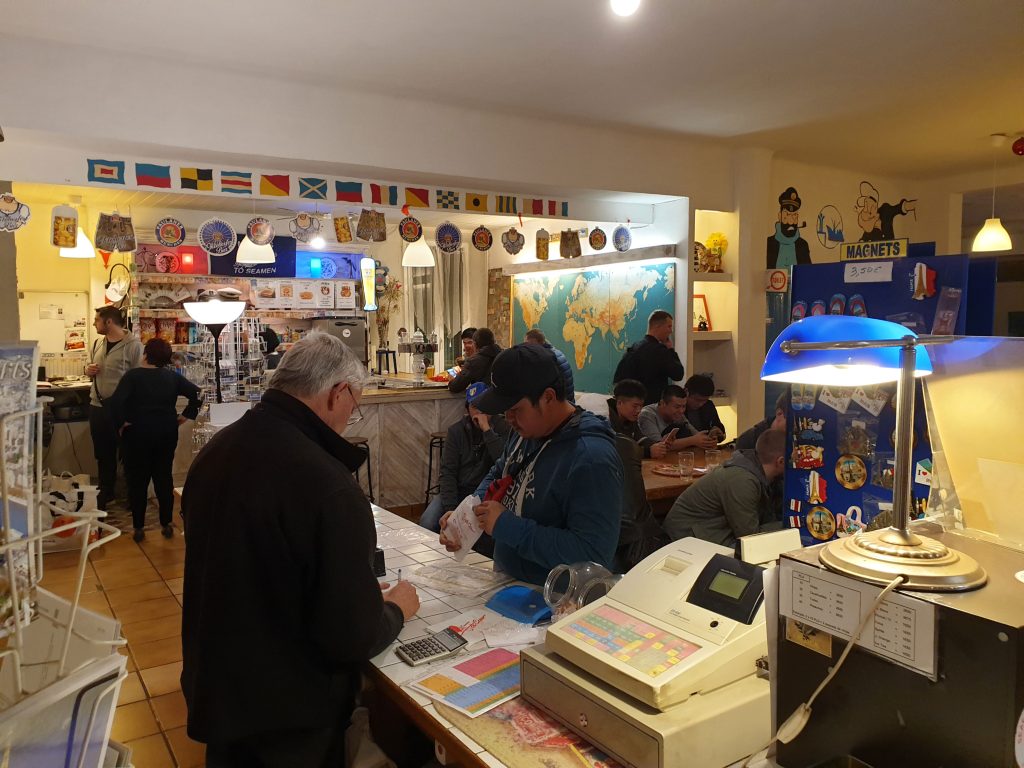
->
[88, 333, 143, 507]
[108, 367, 202, 529]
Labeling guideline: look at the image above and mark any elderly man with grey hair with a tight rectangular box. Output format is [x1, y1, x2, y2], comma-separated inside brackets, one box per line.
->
[182, 332, 419, 767]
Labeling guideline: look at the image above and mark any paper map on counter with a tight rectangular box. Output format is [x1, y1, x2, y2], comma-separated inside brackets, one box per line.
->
[408, 648, 521, 717]
[447, 494, 482, 561]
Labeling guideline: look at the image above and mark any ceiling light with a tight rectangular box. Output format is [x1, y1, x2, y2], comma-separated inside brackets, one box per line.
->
[235, 236, 276, 264]
[972, 133, 1013, 253]
[310, 234, 326, 249]
[402, 239, 435, 268]
[60, 227, 96, 259]
[611, 0, 641, 16]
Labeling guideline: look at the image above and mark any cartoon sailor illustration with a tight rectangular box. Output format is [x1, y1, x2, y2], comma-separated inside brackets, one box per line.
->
[767, 187, 811, 268]
[855, 181, 916, 242]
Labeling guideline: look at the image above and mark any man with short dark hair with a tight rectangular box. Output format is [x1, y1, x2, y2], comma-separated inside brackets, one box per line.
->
[613, 310, 684, 405]
[638, 385, 718, 452]
[440, 344, 622, 585]
[86, 305, 143, 509]
[524, 327, 575, 403]
[682, 374, 726, 441]
[606, 379, 668, 459]
[663, 428, 786, 548]
[458, 328, 478, 364]
[448, 327, 502, 393]
[736, 391, 789, 451]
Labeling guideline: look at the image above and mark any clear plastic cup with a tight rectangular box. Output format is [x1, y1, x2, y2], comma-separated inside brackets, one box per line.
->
[705, 449, 722, 470]
[677, 452, 695, 478]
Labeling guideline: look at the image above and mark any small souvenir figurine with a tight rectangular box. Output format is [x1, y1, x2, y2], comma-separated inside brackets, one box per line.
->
[704, 232, 728, 272]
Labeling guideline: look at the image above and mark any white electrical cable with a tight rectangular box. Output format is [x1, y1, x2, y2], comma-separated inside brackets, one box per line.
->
[742, 573, 907, 766]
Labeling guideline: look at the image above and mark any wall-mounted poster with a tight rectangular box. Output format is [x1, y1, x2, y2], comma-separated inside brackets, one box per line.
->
[767, 187, 811, 269]
[854, 181, 917, 243]
[336, 281, 356, 310]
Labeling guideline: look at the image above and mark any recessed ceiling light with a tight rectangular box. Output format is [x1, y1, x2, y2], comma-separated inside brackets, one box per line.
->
[611, 0, 641, 17]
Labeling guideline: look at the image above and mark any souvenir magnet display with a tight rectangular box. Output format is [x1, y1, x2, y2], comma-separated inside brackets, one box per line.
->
[791, 444, 825, 470]
[536, 229, 549, 261]
[399, 216, 423, 243]
[95, 213, 137, 253]
[835, 454, 868, 490]
[51, 205, 78, 248]
[806, 471, 827, 504]
[806, 506, 837, 541]
[502, 227, 525, 255]
[836, 506, 866, 537]
[247, 217, 275, 245]
[692, 240, 707, 271]
[333, 215, 353, 243]
[435, 221, 462, 254]
[356, 209, 387, 242]
[471, 226, 493, 252]
[0, 193, 30, 232]
[848, 293, 867, 317]
[589, 227, 607, 251]
[796, 416, 825, 442]
[810, 299, 827, 316]
[197, 218, 237, 256]
[612, 225, 632, 252]
[289, 213, 321, 244]
[829, 293, 846, 314]
[155, 251, 180, 273]
[791, 300, 808, 322]
[911, 262, 937, 300]
[155, 217, 186, 247]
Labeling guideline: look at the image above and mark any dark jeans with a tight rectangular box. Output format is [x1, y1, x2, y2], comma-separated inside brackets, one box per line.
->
[205, 721, 347, 768]
[88, 405, 119, 504]
[121, 428, 177, 529]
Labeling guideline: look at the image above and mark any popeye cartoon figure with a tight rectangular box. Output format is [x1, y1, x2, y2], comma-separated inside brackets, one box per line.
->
[767, 187, 811, 268]
[855, 181, 916, 242]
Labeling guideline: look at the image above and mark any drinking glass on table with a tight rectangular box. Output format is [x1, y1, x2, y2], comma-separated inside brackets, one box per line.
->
[705, 449, 722, 471]
[676, 452, 694, 478]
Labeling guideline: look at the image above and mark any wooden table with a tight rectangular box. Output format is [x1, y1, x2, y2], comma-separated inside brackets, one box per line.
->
[642, 447, 734, 515]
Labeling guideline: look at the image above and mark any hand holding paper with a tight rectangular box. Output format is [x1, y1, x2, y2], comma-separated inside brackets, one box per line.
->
[447, 495, 483, 561]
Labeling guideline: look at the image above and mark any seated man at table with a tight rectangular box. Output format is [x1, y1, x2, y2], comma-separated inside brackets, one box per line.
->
[439, 344, 623, 585]
[448, 327, 502, 393]
[662, 428, 786, 549]
[638, 385, 718, 452]
[682, 374, 726, 441]
[735, 391, 789, 451]
[606, 379, 669, 459]
[419, 382, 509, 532]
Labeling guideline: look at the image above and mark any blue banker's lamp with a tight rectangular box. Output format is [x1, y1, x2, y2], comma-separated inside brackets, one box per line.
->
[762, 316, 985, 592]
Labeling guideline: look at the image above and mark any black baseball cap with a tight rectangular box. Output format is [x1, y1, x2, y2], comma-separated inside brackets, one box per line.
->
[474, 344, 561, 414]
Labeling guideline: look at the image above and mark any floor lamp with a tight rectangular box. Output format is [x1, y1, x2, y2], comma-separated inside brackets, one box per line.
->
[183, 299, 246, 404]
[762, 315, 986, 592]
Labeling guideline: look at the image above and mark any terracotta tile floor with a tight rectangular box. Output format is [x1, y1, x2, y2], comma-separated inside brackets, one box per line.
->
[40, 526, 205, 768]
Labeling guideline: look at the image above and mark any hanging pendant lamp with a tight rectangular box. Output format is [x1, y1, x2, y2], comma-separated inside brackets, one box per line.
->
[972, 134, 1013, 253]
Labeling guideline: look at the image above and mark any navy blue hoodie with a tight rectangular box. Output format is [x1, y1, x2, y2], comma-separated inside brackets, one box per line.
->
[473, 408, 623, 585]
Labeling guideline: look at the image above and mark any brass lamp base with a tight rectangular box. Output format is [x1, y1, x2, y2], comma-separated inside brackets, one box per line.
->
[819, 527, 987, 592]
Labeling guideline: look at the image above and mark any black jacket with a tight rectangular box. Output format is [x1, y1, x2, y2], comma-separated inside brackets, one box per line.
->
[606, 397, 656, 458]
[613, 435, 668, 571]
[613, 335, 684, 405]
[181, 389, 403, 745]
[686, 400, 726, 438]
[440, 415, 509, 511]
[107, 367, 202, 434]
[448, 343, 502, 393]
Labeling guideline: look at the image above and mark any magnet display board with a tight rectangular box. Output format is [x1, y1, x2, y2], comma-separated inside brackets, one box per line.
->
[17, 290, 91, 356]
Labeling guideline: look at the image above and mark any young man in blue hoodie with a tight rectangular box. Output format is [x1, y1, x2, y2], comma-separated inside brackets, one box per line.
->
[439, 344, 623, 585]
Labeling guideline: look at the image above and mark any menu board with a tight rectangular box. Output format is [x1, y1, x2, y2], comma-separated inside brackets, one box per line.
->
[336, 280, 357, 310]
[252, 280, 280, 309]
[314, 281, 335, 309]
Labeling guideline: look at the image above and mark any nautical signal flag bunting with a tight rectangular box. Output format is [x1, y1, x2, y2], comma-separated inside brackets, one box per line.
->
[136, 163, 171, 188]
[465, 193, 488, 212]
[88, 159, 126, 185]
[335, 181, 363, 203]
[405, 187, 429, 208]
[181, 168, 214, 191]
[370, 184, 398, 206]
[221, 171, 252, 194]
[260, 174, 290, 197]
[299, 177, 328, 200]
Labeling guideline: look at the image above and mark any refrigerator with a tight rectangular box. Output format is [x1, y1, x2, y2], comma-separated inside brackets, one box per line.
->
[311, 318, 368, 366]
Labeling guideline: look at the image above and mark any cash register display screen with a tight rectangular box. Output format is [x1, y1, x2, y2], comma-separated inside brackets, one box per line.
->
[709, 571, 749, 600]
[560, 604, 701, 678]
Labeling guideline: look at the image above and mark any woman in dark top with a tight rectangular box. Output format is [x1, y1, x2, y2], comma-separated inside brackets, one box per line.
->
[109, 338, 203, 541]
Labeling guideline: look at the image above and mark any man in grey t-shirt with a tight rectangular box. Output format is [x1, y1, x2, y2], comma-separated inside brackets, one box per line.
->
[638, 385, 718, 452]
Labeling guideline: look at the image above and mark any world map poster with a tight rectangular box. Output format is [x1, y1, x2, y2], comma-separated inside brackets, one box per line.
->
[512, 262, 675, 394]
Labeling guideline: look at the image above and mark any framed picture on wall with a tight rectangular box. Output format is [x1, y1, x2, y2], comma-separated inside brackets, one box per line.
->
[693, 294, 711, 331]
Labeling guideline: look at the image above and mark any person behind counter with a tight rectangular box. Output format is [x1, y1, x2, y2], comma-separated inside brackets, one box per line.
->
[735, 391, 789, 451]
[447, 327, 502, 393]
[682, 374, 726, 441]
[419, 382, 509, 533]
[662, 428, 786, 549]
[523, 327, 575, 404]
[456, 327, 477, 366]
[182, 332, 419, 767]
[638, 385, 718, 452]
[613, 310, 685, 405]
[440, 344, 623, 585]
[107, 338, 202, 542]
[87, 305, 143, 510]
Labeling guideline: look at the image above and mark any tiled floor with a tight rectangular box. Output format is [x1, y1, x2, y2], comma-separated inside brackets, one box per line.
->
[39, 526, 204, 768]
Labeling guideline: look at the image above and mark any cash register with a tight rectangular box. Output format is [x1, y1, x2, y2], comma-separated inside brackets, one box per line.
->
[521, 538, 772, 768]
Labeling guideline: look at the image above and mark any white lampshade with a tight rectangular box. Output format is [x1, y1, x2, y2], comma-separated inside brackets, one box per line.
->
[59, 227, 96, 259]
[235, 236, 276, 264]
[183, 300, 246, 326]
[611, 0, 641, 16]
[402, 239, 435, 267]
[971, 217, 1012, 252]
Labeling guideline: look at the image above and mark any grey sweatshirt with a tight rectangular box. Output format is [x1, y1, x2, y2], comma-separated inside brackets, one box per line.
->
[638, 403, 697, 444]
[89, 334, 143, 407]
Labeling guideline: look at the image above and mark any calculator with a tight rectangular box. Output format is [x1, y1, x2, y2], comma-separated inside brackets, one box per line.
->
[396, 628, 468, 666]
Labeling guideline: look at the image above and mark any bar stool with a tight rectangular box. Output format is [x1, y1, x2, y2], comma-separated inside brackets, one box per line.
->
[425, 432, 445, 504]
[376, 348, 398, 375]
[349, 436, 375, 503]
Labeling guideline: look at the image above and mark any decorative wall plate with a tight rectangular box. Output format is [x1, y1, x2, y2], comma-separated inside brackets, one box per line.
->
[289, 213, 321, 244]
[399, 216, 423, 243]
[612, 225, 632, 252]
[155, 217, 185, 247]
[835, 454, 867, 490]
[472, 225, 493, 252]
[0, 193, 31, 232]
[198, 218, 237, 256]
[589, 227, 607, 251]
[319, 257, 338, 279]
[502, 227, 525, 255]
[246, 217, 275, 245]
[435, 221, 462, 253]
[155, 251, 180, 273]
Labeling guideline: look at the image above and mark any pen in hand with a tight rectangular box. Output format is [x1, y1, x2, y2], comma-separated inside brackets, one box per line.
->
[397, 568, 402, 582]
